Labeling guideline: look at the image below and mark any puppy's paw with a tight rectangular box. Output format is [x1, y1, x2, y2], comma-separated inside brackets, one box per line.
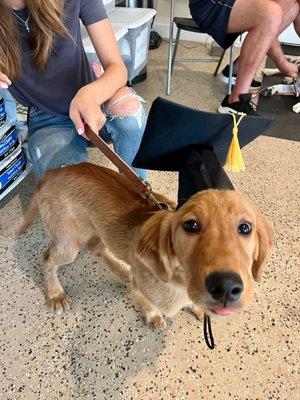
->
[48, 292, 71, 314]
[187, 303, 204, 320]
[263, 68, 281, 77]
[288, 56, 300, 66]
[145, 311, 166, 329]
[282, 76, 294, 85]
[293, 102, 300, 113]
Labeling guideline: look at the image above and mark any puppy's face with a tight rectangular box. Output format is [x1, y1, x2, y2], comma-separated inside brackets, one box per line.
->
[136, 190, 273, 317]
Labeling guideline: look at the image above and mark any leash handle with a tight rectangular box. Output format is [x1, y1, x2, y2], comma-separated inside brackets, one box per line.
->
[204, 313, 215, 350]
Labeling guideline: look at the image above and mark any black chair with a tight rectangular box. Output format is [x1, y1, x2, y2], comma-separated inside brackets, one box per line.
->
[166, 1, 234, 96]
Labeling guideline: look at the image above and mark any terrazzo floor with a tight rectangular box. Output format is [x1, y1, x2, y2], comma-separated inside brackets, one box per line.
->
[0, 41, 299, 400]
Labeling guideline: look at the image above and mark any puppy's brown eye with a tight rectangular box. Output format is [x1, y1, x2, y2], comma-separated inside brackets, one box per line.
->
[238, 222, 252, 235]
[183, 220, 201, 233]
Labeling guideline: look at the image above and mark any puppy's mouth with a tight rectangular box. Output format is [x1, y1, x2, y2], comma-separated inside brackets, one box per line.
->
[208, 306, 237, 316]
[200, 297, 242, 317]
[206, 298, 243, 316]
[190, 292, 243, 317]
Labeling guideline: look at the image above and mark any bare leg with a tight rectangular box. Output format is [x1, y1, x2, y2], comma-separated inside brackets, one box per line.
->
[227, 0, 283, 102]
[294, 8, 300, 34]
[267, 0, 299, 77]
[232, 0, 299, 77]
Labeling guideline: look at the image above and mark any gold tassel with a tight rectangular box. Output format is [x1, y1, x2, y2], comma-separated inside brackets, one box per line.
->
[225, 112, 246, 173]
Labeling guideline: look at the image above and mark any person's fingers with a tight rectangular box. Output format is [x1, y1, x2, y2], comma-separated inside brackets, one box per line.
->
[69, 107, 86, 137]
[83, 109, 106, 137]
[69, 93, 107, 140]
[0, 72, 11, 82]
[0, 73, 12, 88]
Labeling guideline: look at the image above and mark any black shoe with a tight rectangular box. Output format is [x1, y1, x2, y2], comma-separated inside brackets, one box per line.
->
[219, 65, 262, 89]
[218, 93, 260, 116]
[149, 31, 162, 50]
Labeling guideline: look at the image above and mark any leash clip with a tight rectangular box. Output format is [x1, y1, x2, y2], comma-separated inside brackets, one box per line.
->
[143, 181, 172, 210]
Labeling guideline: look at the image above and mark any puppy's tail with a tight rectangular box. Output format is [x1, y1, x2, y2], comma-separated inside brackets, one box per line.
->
[17, 195, 39, 235]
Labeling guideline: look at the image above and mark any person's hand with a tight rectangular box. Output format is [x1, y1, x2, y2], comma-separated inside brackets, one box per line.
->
[69, 84, 106, 140]
[278, 61, 298, 79]
[0, 72, 12, 89]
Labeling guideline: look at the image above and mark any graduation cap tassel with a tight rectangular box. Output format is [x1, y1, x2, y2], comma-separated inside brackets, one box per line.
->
[225, 113, 246, 173]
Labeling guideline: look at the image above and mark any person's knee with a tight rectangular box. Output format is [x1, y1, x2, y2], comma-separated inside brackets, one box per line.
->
[104, 87, 143, 118]
[249, 1, 282, 34]
[230, 0, 283, 33]
[259, 2, 283, 33]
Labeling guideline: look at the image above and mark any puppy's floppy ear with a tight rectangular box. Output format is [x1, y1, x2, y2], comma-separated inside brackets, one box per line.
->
[252, 212, 273, 282]
[135, 211, 177, 283]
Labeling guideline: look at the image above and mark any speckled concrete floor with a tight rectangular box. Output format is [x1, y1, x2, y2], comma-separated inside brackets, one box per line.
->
[0, 41, 299, 400]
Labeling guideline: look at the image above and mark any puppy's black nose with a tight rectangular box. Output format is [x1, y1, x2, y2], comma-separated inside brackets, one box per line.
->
[205, 272, 243, 302]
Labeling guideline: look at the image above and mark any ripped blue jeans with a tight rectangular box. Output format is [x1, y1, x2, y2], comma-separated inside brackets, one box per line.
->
[1, 88, 147, 180]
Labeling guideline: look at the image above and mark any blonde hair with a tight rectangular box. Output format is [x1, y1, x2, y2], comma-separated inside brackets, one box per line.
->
[0, 0, 71, 79]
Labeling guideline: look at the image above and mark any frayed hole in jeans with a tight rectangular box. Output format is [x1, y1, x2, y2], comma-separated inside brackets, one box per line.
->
[103, 91, 145, 119]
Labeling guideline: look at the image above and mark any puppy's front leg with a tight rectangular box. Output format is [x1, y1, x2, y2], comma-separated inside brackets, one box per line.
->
[87, 235, 132, 283]
[263, 68, 281, 76]
[187, 302, 204, 320]
[133, 289, 166, 329]
[43, 243, 79, 313]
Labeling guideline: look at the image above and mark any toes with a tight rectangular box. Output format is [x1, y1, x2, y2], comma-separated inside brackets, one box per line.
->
[48, 293, 71, 313]
[150, 315, 167, 329]
[145, 313, 166, 329]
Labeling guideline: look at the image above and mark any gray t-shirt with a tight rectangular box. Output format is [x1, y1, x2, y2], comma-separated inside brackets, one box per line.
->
[9, 0, 107, 116]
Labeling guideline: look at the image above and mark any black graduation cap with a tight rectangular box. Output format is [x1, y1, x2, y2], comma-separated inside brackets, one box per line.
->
[133, 97, 274, 207]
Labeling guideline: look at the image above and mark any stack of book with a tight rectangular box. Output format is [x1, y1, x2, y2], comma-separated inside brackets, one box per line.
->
[0, 96, 28, 200]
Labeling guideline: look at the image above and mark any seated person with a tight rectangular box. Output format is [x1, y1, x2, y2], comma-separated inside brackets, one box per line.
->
[189, 0, 300, 115]
[0, 0, 147, 180]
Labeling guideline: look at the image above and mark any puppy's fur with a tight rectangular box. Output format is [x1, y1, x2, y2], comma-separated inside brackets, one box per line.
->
[293, 102, 300, 113]
[263, 59, 300, 113]
[19, 163, 273, 327]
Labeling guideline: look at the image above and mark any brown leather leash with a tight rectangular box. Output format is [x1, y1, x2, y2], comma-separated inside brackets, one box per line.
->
[86, 126, 215, 350]
[85, 126, 170, 210]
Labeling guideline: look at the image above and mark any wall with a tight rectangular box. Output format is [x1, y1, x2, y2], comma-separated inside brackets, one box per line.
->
[153, 0, 210, 42]
[279, 24, 300, 45]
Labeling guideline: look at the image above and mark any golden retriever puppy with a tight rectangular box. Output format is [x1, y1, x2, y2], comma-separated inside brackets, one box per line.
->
[18, 163, 273, 328]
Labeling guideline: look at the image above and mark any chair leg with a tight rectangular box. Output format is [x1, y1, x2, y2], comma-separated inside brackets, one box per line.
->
[166, 27, 173, 96]
[213, 48, 226, 77]
[171, 28, 181, 75]
[166, 2, 175, 96]
[227, 45, 234, 95]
